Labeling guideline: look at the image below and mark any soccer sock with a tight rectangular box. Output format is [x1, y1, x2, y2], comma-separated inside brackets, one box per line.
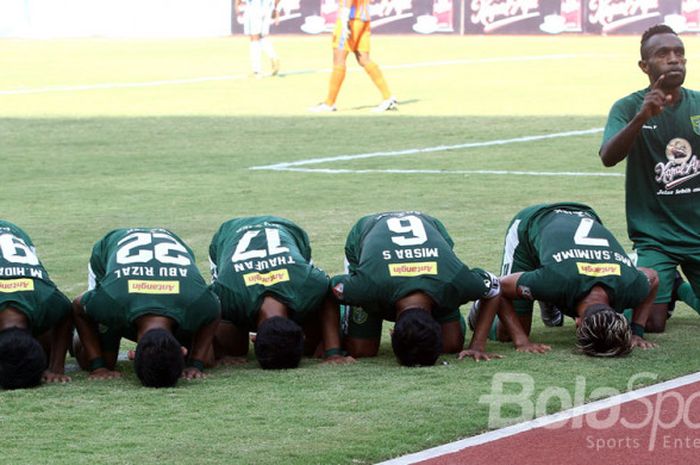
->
[364, 61, 391, 99]
[325, 65, 346, 105]
[260, 37, 278, 60]
[678, 282, 700, 314]
[249, 40, 262, 74]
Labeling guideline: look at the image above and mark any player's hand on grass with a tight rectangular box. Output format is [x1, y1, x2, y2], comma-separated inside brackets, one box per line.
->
[631, 335, 657, 349]
[42, 370, 71, 383]
[182, 367, 206, 380]
[457, 349, 503, 362]
[216, 356, 248, 367]
[88, 368, 121, 380]
[515, 342, 551, 354]
[322, 355, 356, 365]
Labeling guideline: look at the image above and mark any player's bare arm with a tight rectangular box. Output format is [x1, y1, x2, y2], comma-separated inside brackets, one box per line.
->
[183, 317, 220, 379]
[458, 295, 503, 362]
[320, 297, 356, 364]
[71, 294, 121, 380]
[497, 274, 551, 354]
[630, 267, 659, 350]
[42, 314, 72, 383]
[600, 75, 672, 167]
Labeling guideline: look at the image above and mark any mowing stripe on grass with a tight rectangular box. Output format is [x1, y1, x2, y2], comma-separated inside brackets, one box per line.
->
[249, 128, 614, 177]
[375, 371, 700, 465]
[0, 54, 577, 95]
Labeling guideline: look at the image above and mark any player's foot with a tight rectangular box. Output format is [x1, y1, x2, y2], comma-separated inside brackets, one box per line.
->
[252, 71, 263, 80]
[372, 96, 398, 113]
[467, 300, 481, 331]
[668, 270, 684, 319]
[309, 102, 337, 113]
[271, 58, 280, 76]
[539, 301, 563, 327]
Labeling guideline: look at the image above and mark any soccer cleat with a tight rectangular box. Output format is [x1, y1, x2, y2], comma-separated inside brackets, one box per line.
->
[309, 102, 337, 113]
[467, 300, 481, 331]
[271, 58, 280, 76]
[667, 270, 684, 319]
[372, 96, 398, 113]
[539, 301, 563, 327]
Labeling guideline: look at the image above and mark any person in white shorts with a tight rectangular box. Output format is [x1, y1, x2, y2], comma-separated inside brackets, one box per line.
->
[237, 0, 281, 77]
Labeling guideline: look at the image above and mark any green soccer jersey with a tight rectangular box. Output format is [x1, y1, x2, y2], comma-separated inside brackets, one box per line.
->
[81, 228, 219, 333]
[332, 212, 497, 322]
[603, 87, 700, 253]
[0, 220, 71, 335]
[209, 216, 330, 330]
[503, 203, 649, 315]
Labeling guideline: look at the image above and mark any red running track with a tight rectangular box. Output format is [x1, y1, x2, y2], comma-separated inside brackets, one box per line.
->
[378, 373, 700, 465]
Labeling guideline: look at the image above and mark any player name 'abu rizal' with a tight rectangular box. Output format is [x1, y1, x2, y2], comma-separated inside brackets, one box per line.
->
[114, 266, 188, 279]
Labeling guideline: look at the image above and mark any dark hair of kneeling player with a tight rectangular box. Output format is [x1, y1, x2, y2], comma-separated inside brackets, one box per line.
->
[0, 327, 47, 390]
[134, 328, 185, 388]
[254, 316, 304, 369]
[391, 308, 442, 367]
[576, 304, 632, 358]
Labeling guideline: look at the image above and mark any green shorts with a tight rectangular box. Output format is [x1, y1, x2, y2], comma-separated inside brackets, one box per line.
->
[341, 304, 465, 339]
[637, 246, 700, 304]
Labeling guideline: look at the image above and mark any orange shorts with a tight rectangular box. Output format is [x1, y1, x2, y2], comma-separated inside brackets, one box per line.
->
[332, 19, 370, 53]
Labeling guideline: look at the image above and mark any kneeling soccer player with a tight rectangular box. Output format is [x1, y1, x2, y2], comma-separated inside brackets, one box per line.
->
[209, 216, 354, 369]
[331, 211, 513, 367]
[72, 227, 220, 387]
[0, 220, 72, 389]
[488, 203, 658, 357]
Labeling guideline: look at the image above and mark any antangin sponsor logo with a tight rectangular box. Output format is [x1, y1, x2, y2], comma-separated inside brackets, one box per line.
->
[0, 279, 34, 292]
[388, 261, 438, 277]
[243, 269, 290, 287]
[576, 262, 620, 277]
[127, 280, 180, 294]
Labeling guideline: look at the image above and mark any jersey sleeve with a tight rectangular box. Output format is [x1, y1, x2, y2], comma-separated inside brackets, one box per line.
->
[459, 267, 500, 301]
[344, 216, 374, 271]
[330, 273, 377, 306]
[602, 95, 639, 145]
[424, 214, 455, 249]
[88, 236, 108, 284]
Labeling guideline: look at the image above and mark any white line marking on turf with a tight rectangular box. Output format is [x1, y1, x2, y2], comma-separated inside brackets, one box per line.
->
[0, 54, 577, 95]
[375, 371, 700, 465]
[274, 168, 622, 177]
[249, 128, 613, 177]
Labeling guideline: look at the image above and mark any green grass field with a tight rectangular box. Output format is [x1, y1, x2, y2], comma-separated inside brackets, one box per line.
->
[2, 34, 700, 465]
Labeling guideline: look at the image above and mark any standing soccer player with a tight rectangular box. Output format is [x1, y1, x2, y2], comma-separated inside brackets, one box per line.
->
[237, 0, 280, 77]
[600, 24, 700, 332]
[309, 0, 396, 112]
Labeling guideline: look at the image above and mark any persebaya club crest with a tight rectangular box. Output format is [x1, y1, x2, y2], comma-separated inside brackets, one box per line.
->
[691, 115, 700, 135]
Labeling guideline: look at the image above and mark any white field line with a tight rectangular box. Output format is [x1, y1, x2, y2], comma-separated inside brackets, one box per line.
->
[268, 168, 622, 177]
[376, 371, 700, 465]
[249, 128, 617, 177]
[0, 53, 577, 95]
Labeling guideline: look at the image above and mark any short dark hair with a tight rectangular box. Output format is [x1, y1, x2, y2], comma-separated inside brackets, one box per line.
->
[391, 308, 442, 367]
[576, 304, 631, 357]
[134, 329, 184, 388]
[641, 24, 678, 59]
[254, 316, 303, 369]
[0, 327, 46, 390]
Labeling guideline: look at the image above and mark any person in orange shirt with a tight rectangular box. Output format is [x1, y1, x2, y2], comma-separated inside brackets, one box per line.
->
[310, 0, 397, 112]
